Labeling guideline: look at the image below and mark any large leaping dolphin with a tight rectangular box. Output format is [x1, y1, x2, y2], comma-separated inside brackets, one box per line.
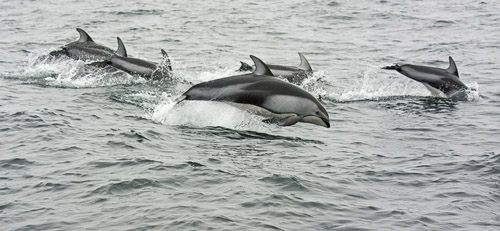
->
[178, 55, 330, 128]
[383, 56, 469, 100]
[91, 37, 172, 80]
[238, 53, 313, 84]
[49, 28, 116, 61]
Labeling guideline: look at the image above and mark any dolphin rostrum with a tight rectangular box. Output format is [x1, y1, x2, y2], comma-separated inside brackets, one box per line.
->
[49, 28, 117, 61]
[383, 56, 469, 100]
[178, 55, 329, 128]
[238, 53, 313, 84]
[91, 37, 172, 80]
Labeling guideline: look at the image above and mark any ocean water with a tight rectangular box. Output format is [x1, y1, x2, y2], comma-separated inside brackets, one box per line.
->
[1, 0, 499, 230]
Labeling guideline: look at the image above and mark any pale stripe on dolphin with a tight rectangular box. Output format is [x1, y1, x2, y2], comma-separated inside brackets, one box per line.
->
[91, 37, 172, 80]
[49, 28, 117, 61]
[383, 56, 469, 100]
[178, 55, 329, 128]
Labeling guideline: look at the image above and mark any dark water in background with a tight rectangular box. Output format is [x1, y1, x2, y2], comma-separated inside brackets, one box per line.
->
[1, 0, 500, 230]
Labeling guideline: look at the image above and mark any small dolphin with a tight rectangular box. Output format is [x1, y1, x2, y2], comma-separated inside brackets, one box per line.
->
[49, 28, 116, 61]
[238, 53, 313, 84]
[91, 37, 172, 80]
[383, 56, 469, 100]
[178, 55, 329, 128]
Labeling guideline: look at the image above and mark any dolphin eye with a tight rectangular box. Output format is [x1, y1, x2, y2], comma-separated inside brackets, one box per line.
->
[315, 111, 320, 115]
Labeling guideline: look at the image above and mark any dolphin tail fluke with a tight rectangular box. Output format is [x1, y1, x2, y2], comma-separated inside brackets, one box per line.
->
[76, 28, 94, 42]
[382, 64, 401, 71]
[116, 37, 127, 57]
[238, 61, 253, 72]
[298, 53, 313, 72]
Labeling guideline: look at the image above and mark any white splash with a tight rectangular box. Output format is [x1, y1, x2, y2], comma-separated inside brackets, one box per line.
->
[149, 93, 274, 131]
[19, 50, 146, 88]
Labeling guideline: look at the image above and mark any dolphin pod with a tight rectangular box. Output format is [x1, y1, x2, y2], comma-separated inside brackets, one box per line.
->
[48, 28, 172, 80]
[41, 28, 473, 128]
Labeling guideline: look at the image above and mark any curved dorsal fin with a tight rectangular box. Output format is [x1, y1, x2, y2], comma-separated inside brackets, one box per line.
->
[447, 56, 459, 78]
[298, 52, 312, 71]
[116, 37, 127, 57]
[161, 49, 168, 58]
[76, 28, 94, 42]
[160, 49, 172, 71]
[250, 55, 274, 76]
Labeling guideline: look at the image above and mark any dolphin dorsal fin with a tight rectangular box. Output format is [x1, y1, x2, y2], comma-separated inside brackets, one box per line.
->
[76, 28, 94, 42]
[249, 55, 274, 76]
[116, 37, 127, 57]
[447, 56, 459, 77]
[160, 49, 172, 71]
[298, 52, 312, 71]
[161, 49, 169, 58]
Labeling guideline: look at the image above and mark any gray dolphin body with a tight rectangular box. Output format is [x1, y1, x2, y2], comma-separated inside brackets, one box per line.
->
[92, 37, 172, 80]
[179, 55, 329, 128]
[49, 28, 116, 61]
[383, 56, 469, 100]
[238, 53, 313, 84]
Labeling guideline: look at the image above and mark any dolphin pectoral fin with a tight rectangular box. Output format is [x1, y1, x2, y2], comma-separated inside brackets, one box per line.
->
[76, 28, 94, 42]
[116, 37, 127, 57]
[262, 115, 301, 126]
[278, 115, 301, 126]
[249, 55, 274, 76]
[238, 61, 253, 72]
[447, 56, 459, 77]
[298, 52, 312, 72]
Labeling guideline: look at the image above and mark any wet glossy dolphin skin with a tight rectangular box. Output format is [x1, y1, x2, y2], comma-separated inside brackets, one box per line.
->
[383, 56, 469, 100]
[92, 37, 172, 80]
[49, 28, 117, 61]
[178, 55, 329, 128]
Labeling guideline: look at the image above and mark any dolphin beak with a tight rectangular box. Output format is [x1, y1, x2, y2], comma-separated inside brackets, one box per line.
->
[322, 118, 330, 128]
[301, 115, 330, 128]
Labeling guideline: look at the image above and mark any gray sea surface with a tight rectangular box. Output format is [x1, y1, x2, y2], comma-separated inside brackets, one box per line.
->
[1, 0, 499, 230]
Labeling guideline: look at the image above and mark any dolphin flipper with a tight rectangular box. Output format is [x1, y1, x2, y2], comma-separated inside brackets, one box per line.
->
[262, 115, 301, 126]
[116, 37, 127, 57]
[447, 56, 459, 77]
[250, 55, 274, 76]
[298, 53, 312, 72]
[76, 28, 94, 43]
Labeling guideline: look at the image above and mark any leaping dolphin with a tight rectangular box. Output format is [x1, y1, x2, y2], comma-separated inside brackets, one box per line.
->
[49, 28, 116, 61]
[178, 55, 329, 128]
[238, 53, 313, 84]
[91, 37, 172, 80]
[383, 56, 469, 100]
